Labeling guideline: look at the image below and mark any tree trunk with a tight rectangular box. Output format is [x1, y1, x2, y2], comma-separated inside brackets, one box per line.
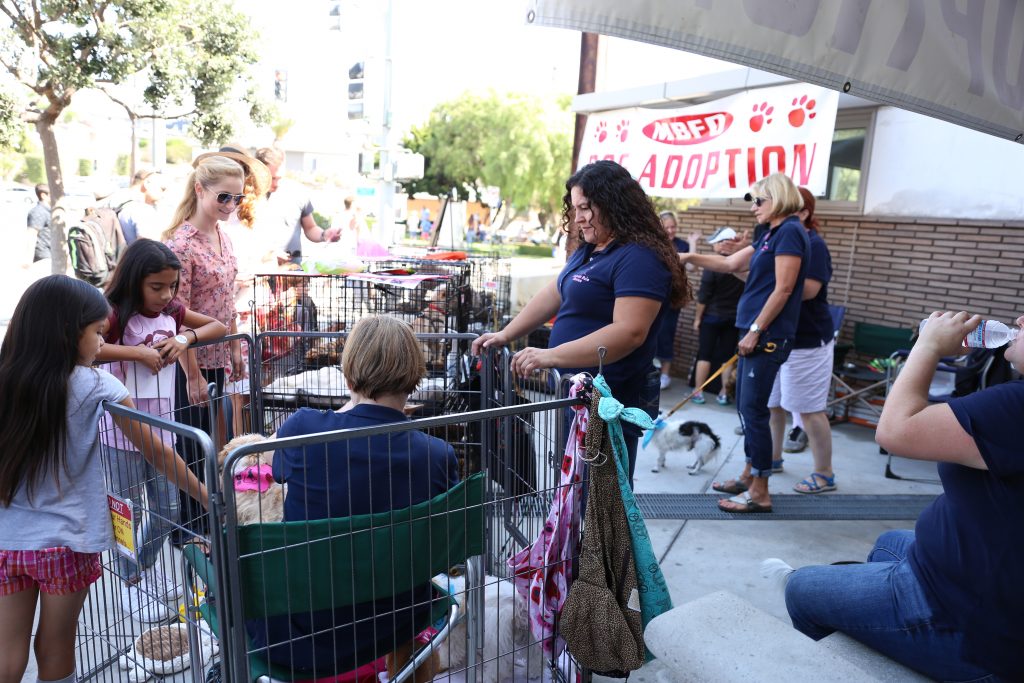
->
[35, 114, 68, 275]
[130, 116, 138, 178]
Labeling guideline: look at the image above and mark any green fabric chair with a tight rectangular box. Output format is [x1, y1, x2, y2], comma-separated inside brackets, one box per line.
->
[829, 321, 914, 424]
[182, 472, 486, 682]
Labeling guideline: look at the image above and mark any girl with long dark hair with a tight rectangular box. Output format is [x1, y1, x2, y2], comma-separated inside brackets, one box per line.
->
[97, 239, 226, 622]
[473, 160, 690, 479]
[0, 275, 207, 683]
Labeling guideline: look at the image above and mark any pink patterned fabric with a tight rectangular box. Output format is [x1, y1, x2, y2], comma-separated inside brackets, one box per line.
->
[165, 222, 238, 369]
[508, 374, 589, 658]
[233, 464, 275, 493]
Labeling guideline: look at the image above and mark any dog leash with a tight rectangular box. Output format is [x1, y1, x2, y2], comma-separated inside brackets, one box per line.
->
[643, 354, 739, 448]
[664, 353, 739, 419]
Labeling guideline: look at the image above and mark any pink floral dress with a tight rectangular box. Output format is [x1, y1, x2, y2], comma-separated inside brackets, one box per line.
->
[164, 222, 237, 370]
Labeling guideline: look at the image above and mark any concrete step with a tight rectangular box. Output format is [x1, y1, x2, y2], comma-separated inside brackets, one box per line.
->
[644, 590, 931, 682]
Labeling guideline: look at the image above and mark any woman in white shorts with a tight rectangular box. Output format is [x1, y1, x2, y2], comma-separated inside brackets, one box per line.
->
[768, 188, 837, 493]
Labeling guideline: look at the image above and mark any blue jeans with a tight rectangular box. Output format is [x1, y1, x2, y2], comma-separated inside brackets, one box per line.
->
[103, 446, 180, 578]
[735, 339, 790, 477]
[785, 530, 998, 682]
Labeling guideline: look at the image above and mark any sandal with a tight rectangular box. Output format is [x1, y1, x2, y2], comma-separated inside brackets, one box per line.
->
[771, 459, 784, 473]
[712, 478, 749, 494]
[718, 492, 773, 514]
[793, 472, 837, 494]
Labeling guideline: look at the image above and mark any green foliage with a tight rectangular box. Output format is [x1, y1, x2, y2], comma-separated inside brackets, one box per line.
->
[165, 139, 192, 165]
[23, 156, 44, 184]
[311, 210, 332, 229]
[115, 154, 130, 176]
[0, 90, 20, 150]
[401, 91, 573, 215]
[77, 159, 92, 176]
[0, 0, 267, 159]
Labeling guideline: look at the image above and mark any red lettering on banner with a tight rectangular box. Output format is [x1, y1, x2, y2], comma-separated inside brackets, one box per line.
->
[636, 143, 818, 193]
[762, 146, 786, 176]
[702, 151, 721, 189]
[724, 149, 741, 188]
[639, 155, 657, 187]
[587, 153, 630, 165]
[662, 155, 683, 188]
[642, 112, 733, 145]
[792, 143, 816, 185]
[682, 155, 702, 189]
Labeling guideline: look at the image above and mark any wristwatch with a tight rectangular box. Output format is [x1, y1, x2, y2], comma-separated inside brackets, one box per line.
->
[174, 334, 189, 345]
[749, 323, 762, 335]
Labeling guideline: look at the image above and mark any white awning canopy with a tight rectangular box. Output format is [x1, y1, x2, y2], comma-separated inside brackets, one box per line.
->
[528, 0, 1024, 143]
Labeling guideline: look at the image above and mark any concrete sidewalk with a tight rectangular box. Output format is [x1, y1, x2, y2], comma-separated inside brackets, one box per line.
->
[593, 381, 942, 682]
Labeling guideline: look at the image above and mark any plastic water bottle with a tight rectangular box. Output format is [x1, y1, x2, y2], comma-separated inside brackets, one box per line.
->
[918, 318, 1019, 348]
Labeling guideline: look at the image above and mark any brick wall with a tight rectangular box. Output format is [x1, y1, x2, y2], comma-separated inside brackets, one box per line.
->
[668, 206, 1024, 380]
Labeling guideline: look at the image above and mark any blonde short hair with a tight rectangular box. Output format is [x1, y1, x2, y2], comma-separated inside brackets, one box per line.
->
[342, 316, 425, 399]
[750, 173, 803, 220]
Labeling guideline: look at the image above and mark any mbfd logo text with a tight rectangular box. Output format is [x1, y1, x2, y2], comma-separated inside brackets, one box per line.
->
[642, 113, 733, 145]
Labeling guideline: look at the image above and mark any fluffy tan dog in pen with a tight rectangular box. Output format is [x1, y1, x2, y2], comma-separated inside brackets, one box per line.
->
[218, 433, 285, 524]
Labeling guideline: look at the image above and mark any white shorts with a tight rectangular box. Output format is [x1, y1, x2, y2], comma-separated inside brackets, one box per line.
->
[768, 340, 834, 414]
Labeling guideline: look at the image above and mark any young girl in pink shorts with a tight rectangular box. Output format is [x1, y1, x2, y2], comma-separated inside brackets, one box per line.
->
[0, 275, 208, 683]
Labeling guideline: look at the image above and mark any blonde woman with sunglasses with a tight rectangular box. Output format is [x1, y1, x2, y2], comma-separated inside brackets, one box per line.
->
[162, 155, 247, 542]
[679, 172, 808, 514]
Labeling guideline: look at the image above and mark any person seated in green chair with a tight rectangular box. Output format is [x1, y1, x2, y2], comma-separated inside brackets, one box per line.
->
[247, 315, 460, 679]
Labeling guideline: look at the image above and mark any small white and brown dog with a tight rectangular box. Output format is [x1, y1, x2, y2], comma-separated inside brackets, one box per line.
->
[217, 434, 285, 525]
[649, 419, 721, 475]
[437, 574, 543, 683]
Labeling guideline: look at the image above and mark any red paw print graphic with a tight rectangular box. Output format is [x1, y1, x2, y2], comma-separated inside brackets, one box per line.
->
[788, 95, 817, 127]
[595, 120, 608, 142]
[616, 120, 630, 142]
[749, 102, 774, 132]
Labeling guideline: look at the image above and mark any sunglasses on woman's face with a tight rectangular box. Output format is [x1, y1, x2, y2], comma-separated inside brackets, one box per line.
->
[215, 191, 245, 205]
[752, 196, 770, 207]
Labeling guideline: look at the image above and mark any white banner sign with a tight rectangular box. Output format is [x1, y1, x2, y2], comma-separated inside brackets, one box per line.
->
[577, 83, 838, 198]
[529, 0, 1024, 144]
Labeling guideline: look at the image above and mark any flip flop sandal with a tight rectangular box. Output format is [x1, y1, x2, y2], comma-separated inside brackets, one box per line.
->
[718, 492, 773, 514]
[712, 478, 749, 494]
[793, 472, 837, 494]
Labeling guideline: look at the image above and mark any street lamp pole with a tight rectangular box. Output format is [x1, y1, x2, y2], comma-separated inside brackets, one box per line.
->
[377, 0, 395, 246]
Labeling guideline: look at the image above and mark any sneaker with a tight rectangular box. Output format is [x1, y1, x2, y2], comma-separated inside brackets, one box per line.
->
[760, 558, 795, 592]
[659, 374, 671, 390]
[783, 426, 809, 453]
[119, 576, 173, 623]
[690, 391, 705, 404]
[148, 567, 184, 602]
[716, 393, 730, 406]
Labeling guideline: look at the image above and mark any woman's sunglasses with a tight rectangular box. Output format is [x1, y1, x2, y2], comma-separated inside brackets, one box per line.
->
[743, 192, 771, 207]
[214, 192, 246, 205]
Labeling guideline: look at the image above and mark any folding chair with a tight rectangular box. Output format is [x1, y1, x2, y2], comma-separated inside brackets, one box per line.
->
[883, 349, 996, 482]
[182, 472, 486, 683]
[828, 321, 914, 425]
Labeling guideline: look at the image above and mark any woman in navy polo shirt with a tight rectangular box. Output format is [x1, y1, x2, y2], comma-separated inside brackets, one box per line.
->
[778, 311, 1024, 681]
[472, 160, 689, 480]
[680, 173, 808, 513]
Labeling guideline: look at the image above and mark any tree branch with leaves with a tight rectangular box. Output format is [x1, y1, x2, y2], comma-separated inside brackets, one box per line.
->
[0, 0, 269, 272]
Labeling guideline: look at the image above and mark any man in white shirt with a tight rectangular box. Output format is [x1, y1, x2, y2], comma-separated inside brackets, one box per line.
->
[254, 147, 340, 265]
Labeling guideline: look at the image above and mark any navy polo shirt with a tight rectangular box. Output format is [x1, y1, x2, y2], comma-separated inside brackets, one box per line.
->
[549, 240, 670, 404]
[909, 382, 1024, 678]
[272, 404, 458, 520]
[250, 404, 459, 675]
[735, 215, 808, 342]
[793, 230, 834, 349]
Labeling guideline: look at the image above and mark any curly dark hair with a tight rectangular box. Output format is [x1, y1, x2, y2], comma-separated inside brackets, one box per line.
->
[561, 160, 690, 309]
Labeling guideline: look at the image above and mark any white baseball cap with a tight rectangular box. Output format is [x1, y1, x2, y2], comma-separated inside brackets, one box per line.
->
[707, 227, 737, 244]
